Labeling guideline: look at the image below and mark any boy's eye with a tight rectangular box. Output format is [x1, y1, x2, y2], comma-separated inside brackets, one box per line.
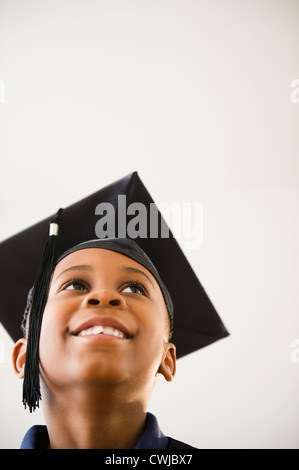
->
[61, 279, 147, 295]
[122, 282, 147, 296]
[64, 280, 87, 291]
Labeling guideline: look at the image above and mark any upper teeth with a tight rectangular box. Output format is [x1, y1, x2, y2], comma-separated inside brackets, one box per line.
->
[78, 325, 125, 339]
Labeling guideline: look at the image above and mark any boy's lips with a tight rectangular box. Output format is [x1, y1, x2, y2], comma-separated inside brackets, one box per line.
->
[70, 316, 133, 340]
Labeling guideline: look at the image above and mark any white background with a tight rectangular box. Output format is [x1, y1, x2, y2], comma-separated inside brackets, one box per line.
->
[0, 0, 298, 449]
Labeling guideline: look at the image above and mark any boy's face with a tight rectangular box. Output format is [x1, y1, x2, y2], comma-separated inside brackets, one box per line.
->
[37, 248, 176, 399]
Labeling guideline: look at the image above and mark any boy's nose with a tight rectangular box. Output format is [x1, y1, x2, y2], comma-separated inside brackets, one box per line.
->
[83, 290, 125, 308]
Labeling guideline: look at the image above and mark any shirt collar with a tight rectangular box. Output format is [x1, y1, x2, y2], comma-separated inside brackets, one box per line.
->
[135, 412, 168, 449]
[20, 412, 168, 449]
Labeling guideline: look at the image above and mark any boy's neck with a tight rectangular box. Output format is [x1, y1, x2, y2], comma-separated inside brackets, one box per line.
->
[41, 385, 148, 449]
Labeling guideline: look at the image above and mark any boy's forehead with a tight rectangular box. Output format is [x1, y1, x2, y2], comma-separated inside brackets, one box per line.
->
[53, 247, 158, 287]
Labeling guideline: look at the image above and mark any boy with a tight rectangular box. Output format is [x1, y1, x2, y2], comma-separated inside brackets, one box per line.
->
[1, 172, 229, 448]
[13, 238, 182, 449]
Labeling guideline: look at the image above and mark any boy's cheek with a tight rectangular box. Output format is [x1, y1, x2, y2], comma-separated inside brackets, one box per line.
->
[39, 309, 68, 368]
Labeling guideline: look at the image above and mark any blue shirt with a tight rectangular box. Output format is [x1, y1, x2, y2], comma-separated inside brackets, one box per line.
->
[20, 412, 168, 449]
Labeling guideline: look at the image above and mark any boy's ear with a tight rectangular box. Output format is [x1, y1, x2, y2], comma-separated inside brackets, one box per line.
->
[158, 342, 176, 382]
[12, 338, 27, 379]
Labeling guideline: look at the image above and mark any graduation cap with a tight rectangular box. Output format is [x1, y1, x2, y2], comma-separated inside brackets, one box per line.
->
[0, 171, 229, 411]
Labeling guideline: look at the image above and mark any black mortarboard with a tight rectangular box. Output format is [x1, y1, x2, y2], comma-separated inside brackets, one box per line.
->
[0, 171, 229, 410]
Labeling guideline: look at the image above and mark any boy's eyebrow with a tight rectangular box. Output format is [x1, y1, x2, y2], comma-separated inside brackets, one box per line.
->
[53, 264, 154, 287]
[54, 264, 93, 283]
[120, 266, 154, 287]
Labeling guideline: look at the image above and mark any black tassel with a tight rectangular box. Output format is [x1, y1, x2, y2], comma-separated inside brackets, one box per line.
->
[23, 208, 63, 412]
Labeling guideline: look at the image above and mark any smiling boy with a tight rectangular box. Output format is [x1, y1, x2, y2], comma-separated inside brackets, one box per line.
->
[0, 172, 229, 449]
[13, 240, 178, 449]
